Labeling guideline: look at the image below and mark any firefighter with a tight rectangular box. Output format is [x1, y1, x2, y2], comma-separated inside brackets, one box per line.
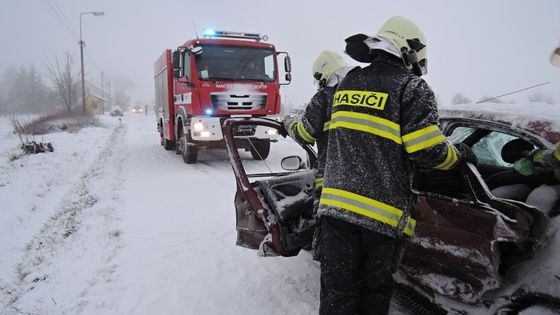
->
[283, 51, 355, 259]
[316, 16, 474, 314]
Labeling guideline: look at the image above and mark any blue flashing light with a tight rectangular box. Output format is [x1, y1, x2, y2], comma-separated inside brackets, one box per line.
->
[204, 29, 216, 36]
[205, 108, 213, 115]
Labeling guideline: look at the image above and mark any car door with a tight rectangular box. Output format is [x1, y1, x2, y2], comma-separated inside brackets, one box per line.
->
[222, 118, 317, 257]
[399, 119, 549, 304]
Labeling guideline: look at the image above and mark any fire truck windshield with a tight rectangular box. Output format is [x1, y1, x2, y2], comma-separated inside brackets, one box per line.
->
[195, 45, 276, 82]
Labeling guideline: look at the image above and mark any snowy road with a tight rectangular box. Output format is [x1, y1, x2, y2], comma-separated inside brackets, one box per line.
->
[0, 114, 320, 314]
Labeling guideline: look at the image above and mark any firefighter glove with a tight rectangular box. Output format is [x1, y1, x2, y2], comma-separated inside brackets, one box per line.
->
[282, 115, 298, 133]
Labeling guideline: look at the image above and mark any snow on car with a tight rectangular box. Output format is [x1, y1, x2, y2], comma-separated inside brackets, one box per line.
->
[222, 102, 560, 314]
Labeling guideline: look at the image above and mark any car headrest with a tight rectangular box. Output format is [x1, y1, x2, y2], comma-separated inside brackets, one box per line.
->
[501, 138, 534, 164]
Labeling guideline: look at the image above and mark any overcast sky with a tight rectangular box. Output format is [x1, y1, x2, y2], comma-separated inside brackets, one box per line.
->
[2, 0, 559, 108]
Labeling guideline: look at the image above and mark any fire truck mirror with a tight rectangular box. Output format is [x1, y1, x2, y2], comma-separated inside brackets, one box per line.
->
[285, 73, 292, 82]
[172, 50, 181, 70]
[284, 56, 292, 73]
[173, 69, 182, 79]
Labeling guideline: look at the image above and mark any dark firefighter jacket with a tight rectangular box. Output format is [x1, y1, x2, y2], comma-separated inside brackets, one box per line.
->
[286, 86, 336, 188]
[318, 52, 463, 239]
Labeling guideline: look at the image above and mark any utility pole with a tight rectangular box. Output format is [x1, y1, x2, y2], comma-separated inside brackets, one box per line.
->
[101, 71, 104, 114]
[79, 11, 104, 115]
[108, 81, 111, 106]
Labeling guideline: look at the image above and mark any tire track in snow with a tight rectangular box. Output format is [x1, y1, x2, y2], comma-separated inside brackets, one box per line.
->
[0, 124, 128, 315]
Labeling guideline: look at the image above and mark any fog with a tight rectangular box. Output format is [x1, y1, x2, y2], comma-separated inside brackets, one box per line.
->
[1, 0, 559, 108]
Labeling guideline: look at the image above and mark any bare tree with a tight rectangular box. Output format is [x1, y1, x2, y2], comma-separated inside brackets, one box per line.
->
[46, 53, 77, 113]
[451, 93, 471, 105]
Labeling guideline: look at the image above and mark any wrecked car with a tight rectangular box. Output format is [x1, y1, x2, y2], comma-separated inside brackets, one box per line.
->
[222, 103, 560, 314]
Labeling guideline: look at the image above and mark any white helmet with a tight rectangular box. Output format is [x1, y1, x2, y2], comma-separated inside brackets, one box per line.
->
[312, 50, 346, 87]
[376, 16, 427, 75]
[345, 16, 428, 76]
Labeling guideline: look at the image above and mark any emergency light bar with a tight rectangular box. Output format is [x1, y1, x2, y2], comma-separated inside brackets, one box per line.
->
[203, 30, 268, 42]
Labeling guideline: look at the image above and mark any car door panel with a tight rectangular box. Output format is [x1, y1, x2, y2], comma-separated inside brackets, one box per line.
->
[223, 118, 316, 257]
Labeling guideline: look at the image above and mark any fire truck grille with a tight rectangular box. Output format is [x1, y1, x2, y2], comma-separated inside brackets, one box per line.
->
[211, 93, 267, 111]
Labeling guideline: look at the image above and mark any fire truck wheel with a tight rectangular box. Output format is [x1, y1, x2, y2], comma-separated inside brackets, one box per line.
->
[175, 127, 184, 155]
[182, 136, 198, 164]
[250, 139, 270, 160]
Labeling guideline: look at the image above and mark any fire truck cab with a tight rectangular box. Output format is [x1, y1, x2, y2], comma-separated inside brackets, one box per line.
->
[155, 30, 292, 164]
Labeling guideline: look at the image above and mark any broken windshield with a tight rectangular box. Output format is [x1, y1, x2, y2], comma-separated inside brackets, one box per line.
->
[195, 44, 275, 82]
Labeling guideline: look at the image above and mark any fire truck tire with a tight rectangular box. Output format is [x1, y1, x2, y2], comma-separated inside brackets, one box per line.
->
[182, 136, 198, 164]
[250, 139, 270, 160]
[175, 127, 183, 155]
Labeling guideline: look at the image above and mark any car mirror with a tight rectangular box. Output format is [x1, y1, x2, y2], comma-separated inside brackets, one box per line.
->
[281, 156, 303, 171]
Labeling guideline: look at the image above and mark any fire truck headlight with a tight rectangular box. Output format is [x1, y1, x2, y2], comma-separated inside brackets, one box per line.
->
[200, 131, 211, 137]
[193, 122, 205, 131]
[267, 128, 277, 135]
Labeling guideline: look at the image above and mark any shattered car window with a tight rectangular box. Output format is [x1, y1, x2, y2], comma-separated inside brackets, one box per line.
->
[447, 126, 474, 144]
[472, 131, 519, 168]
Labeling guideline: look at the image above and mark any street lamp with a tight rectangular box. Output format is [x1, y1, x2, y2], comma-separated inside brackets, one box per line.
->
[79, 11, 104, 114]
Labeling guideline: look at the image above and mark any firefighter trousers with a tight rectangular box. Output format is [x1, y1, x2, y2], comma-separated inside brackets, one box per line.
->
[318, 216, 400, 315]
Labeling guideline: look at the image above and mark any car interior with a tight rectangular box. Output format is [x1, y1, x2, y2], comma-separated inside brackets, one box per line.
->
[415, 125, 560, 216]
[252, 170, 316, 251]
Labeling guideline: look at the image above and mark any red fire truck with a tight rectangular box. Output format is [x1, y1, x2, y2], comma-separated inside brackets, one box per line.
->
[154, 30, 292, 164]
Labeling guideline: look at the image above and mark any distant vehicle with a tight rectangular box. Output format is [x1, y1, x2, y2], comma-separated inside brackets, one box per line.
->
[132, 106, 144, 114]
[110, 106, 123, 117]
[222, 102, 560, 314]
[154, 30, 292, 164]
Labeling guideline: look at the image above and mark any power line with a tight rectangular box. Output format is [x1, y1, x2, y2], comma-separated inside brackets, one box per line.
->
[47, 0, 78, 39]
[476, 82, 551, 104]
[39, 0, 79, 41]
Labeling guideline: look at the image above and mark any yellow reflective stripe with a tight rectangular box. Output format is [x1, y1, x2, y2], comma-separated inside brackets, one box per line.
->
[315, 177, 324, 187]
[434, 142, 459, 170]
[327, 111, 402, 144]
[296, 121, 316, 143]
[287, 120, 298, 139]
[323, 120, 331, 132]
[402, 125, 445, 153]
[333, 90, 389, 111]
[555, 147, 560, 161]
[320, 187, 415, 236]
[404, 218, 416, 237]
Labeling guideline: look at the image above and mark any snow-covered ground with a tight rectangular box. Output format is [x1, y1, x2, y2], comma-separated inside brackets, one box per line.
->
[0, 113, 325, 314]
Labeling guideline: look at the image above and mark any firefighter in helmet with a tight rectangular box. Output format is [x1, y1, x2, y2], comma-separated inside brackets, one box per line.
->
[283, 50, 355, 190]
[316, 16, 475, 314]
[283, 51, 356, 259]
